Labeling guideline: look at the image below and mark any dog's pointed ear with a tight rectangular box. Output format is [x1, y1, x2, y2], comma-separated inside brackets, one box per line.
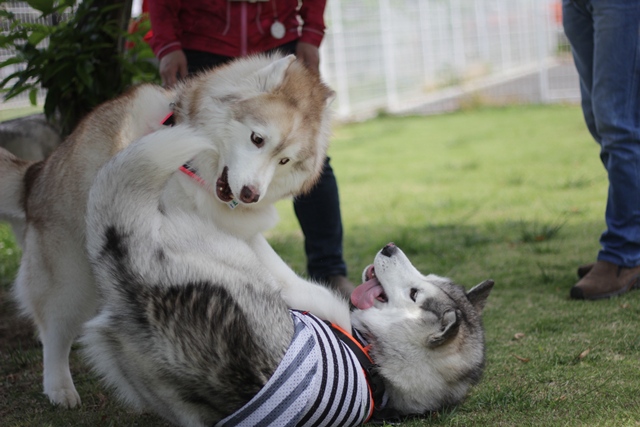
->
[253, 54, 296, 92]
[428, 309, 461, 348]
[466, 279, 494, 314]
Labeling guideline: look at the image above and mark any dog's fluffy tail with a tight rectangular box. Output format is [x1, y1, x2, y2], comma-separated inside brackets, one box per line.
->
[0, 147, 31, 221]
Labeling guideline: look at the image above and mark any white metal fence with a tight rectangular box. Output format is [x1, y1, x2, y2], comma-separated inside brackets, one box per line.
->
[319, 0, 579, 119]
[1, 0, 580, 119]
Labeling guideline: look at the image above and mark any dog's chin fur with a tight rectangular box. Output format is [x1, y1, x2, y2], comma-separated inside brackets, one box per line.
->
[352, 311, 483, 415]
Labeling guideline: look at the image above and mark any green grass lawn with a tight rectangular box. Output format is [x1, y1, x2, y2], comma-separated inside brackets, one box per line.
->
[2, 104, 639, 426]
[0, 105, 42, 122]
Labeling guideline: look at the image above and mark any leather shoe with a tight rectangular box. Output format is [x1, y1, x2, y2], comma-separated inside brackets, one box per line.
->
[577, 262, 595, 278]
[570, 260, 640, 300]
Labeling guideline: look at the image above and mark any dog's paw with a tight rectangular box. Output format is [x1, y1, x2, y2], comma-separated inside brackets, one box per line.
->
[285, 287, 352, 331]
[46, 386, 82, 408]
[320, 306, 352, 333]
[313, 287, 352, 332]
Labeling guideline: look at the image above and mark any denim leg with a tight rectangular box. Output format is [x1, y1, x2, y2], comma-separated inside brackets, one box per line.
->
[562, 1, 598, 141]
[563, 0, 640, 267]
[293, 157, 347, 279]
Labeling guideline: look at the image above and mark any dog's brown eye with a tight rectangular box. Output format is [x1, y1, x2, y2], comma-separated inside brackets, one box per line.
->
[251, 132, 264, 147]
[410, 288, 418, 302]
[279, 158, 290, 165]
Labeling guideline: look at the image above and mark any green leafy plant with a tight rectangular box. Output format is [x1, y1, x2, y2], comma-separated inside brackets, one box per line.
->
[0, 0, 159, 136]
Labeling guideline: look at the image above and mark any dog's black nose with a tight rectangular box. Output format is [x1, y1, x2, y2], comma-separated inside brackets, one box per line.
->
[240, 185, 260, 203]
[381, 243, 397, 257]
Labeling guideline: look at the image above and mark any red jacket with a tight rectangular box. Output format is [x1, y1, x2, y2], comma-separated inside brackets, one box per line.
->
[148, 0, 327, 60]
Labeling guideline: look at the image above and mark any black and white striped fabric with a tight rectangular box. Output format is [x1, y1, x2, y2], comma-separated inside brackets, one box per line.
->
[216, 310, 373, 427]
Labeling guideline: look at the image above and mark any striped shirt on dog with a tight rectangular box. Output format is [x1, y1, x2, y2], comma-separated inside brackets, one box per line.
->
[216, 311, 373, 427]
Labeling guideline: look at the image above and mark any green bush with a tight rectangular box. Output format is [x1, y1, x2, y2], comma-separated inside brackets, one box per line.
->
[0, 0, 159, 136]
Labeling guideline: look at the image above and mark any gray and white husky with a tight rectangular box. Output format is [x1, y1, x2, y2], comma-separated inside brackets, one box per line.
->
[82, 119, 494, 425]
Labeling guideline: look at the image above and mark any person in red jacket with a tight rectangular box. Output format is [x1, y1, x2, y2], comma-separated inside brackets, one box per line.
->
[147, 0, 354, 297]
[149, 0, 325, 86]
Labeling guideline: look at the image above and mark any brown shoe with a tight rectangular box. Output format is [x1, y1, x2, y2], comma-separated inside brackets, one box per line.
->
[577, 262, 595, 278]
[570, 260, 640, 300]
[327, 275, 356, 299]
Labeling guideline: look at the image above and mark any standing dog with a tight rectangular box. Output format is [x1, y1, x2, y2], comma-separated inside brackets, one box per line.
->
[82, 120, 494, 425]
[0, 54, 345, 407]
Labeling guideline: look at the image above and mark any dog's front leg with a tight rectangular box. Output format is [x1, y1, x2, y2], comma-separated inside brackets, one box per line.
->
[248, 234, 351, 331]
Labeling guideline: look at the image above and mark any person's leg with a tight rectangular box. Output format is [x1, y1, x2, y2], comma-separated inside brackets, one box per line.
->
[268, 42, 353, 294]
[590, 0, 640, 267]
[563, 0, 598, 281]
[293, 158, 347, 279]
[562, 0, 597, 142]
[565, 0, 640, 298]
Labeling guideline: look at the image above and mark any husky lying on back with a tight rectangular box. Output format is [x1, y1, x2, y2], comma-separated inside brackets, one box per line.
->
[83, 124, 494, 426]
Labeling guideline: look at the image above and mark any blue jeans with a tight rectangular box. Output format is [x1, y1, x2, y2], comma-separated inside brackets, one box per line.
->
[184, 43, 347, 279]
[563, 0, 640, 267]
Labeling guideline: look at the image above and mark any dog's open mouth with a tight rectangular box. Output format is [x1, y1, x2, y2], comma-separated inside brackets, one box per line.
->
[351, 265, 388, 310]
[216, 167, 234, 202]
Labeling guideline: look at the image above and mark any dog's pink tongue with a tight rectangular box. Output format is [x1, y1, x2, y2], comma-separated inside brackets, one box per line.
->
[351, 278, 383, 310]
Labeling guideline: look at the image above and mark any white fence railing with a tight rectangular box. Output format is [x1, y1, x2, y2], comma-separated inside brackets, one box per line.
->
[319, 0, 579, 120]
[1, 0, 579, 119]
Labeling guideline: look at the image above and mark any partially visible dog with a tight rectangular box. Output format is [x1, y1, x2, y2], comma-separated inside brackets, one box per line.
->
[81, 121, 494, 426]
[0, 114, 61, 161]
[0, 114, 62, 248]
[0, 54, 344, 408]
